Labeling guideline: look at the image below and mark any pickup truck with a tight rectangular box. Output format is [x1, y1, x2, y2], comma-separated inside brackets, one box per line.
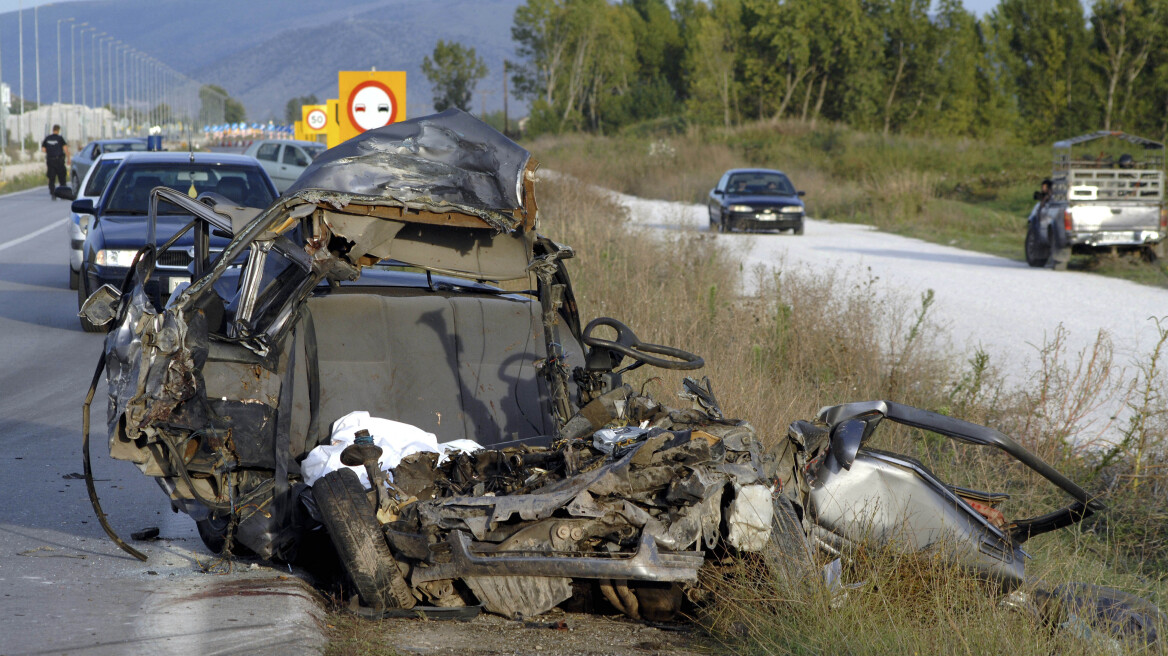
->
[1025, 131, 1166, 269]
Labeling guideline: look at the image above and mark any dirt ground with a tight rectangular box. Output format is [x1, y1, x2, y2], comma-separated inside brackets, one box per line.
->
[328, 609, 722, 656]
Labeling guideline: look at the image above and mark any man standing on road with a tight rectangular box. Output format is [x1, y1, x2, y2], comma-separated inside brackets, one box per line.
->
[41, 125, 70, 200]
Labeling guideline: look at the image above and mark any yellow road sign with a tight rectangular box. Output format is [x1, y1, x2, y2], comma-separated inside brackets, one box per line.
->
[302, 104, 328, 134]
[326, 99, 342, 148]
[337, 71, 406, 142]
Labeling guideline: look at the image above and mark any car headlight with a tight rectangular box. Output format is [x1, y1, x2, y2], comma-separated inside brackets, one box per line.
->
[780, 205, 803, 214]
[728, 204, 753, 212]
[94, 248, 139, 267]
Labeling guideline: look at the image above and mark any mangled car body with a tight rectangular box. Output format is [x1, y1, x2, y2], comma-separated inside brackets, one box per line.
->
[81, 110, 1147, 628]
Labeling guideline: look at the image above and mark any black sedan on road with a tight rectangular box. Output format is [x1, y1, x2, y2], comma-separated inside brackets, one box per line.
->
[708, 168, 805, 234]
[70, 152, 277, 331]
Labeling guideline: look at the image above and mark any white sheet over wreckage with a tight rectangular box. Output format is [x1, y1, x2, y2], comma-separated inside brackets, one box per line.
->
[301, 410, 483, 488]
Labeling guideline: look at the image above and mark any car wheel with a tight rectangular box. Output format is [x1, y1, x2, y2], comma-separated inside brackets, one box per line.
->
[719, 216, 730, 233]
[1024, 223, 1049, 267]
[1047, 227, 1070, 271]
[77, 274, 108, 333]
[793, 221, 804, 236]
[768, 496, 816, 581]
[68, 267, 79, 290]
[314, 469, 415, 609]
[71, 170, 80, 194]
[195, 514, 254, 556]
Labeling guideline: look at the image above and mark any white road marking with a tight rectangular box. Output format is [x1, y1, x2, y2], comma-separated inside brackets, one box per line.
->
[0, 218, 68, 254]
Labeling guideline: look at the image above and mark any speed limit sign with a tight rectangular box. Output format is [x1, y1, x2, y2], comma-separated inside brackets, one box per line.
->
[301, 104, 329, 135]
[306, 108, 327, 131]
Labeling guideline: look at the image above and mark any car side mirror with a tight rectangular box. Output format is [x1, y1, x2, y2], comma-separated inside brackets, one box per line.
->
[827, 419, 865, 471]
[712, 189, 722, 196]
[54, 185, 76, 201]
[78, 283, 123, 327]
[71, 198, 95, 214]
[797, 190, 806, 197]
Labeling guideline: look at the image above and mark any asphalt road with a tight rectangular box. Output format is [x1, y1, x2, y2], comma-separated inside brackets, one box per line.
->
[0, 188, 325, 656]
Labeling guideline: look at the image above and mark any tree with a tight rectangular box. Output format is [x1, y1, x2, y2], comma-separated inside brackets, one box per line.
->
[422, 40, 489, 112]
[685, 0, 742, 127]
[199, 84, 245, 125]
[1091, 0, 1165, 130]
[987, 0, 1092, 141]
[284, 94, 320, 124]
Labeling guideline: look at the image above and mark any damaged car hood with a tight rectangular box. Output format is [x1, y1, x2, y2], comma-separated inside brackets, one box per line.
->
[283, 108, 537, 234]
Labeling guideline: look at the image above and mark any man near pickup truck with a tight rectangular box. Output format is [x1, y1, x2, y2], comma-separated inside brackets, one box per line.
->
[41, 125, 70, 200]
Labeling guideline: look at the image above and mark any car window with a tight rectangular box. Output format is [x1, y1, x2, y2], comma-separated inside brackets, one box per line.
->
[726, 172, 795, 196]
[256, 143, 279, 162]
[83, 144, 96, 159]
[304, 144, 325, 160]
[104, 142, 148, 153]
[104, 164, 276, 215]
[83, 160, 121, 197]
[282, 146, 309, 167]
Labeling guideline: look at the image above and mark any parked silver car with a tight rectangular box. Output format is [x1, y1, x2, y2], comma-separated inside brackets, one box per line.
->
[242, 139, 325, 192]
[66, 152, 130, 290]
[70, 138, 147, 192]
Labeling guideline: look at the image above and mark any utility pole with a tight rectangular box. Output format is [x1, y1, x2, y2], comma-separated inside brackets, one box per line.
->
[71, 22, 84, 105]
[19, 2, 25, 157]
[34, 5, 40, 116]
[503, 59, 509, 138]
[57, 18, 71, 106]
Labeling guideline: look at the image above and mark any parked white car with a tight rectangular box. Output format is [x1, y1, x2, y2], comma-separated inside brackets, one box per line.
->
[242, 139, 325, 192]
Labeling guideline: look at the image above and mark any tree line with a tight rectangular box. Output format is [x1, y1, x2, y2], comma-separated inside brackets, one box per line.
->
[507, 0, 1168, 143]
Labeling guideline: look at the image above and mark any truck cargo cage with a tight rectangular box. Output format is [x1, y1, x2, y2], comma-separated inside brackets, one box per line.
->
[1051, 131, 1165, 203]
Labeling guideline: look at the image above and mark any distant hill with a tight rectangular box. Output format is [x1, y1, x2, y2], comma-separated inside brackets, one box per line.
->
[0, 0, 522, 122]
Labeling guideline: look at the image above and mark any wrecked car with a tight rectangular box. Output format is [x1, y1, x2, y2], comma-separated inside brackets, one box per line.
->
[79, 110, 1158, 635]
[78, 109, 810, 619]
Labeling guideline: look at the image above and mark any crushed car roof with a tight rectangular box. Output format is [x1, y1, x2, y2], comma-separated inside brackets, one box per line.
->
[284, 108, 537, 233]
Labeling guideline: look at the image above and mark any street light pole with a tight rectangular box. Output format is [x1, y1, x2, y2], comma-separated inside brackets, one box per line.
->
[34, 5, 40, 114]
[18, 2, 24, 157]
[71, 22, 84, 105]
[57, 18, 71, 106]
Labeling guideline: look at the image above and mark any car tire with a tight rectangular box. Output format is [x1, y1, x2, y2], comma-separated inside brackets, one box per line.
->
[793, 221, 804, 236]
[314, 469, 416, 610]
[70, 170, 79, 194]
[77, 275, 108, 333]
[195, 514, 255, 556]
[1047, 227, 1070, 271]
[69, 267, 79, 290]
[768, 496, 816, 581]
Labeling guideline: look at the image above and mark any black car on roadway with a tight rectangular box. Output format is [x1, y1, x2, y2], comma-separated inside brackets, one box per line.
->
[72, 152, 277, 331]
[708, 168, 805, 234]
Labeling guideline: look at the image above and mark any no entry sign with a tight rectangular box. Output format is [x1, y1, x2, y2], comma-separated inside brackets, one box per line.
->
[337, 71, 407, 142]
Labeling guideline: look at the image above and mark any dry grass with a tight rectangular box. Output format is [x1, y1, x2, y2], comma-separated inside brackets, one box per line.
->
[534, 159, 1168, 653]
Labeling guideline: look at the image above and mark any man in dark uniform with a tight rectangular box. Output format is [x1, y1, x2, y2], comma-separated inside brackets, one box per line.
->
[41, 124, 70, 200]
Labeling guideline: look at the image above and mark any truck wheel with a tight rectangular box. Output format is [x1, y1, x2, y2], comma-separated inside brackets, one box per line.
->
[314, 469, 415, 610]
[1024, 223, 1048, 267]
[1046, 227, 1070, 271]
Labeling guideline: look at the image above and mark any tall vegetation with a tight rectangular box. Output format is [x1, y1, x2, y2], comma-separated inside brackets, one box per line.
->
[421, 40, 490, 112]
[508, 0, 1168, 143]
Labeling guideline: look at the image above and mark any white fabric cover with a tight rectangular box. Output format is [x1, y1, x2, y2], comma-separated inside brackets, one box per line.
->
[302, 410, 482, 488]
